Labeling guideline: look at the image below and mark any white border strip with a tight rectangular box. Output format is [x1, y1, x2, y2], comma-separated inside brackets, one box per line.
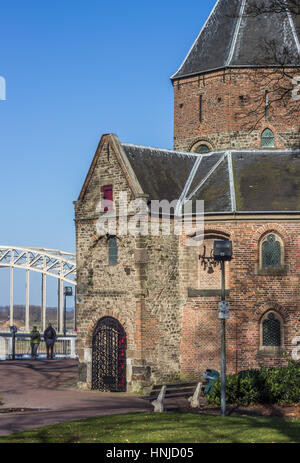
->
[122, 142, 199, 158]
[285, 1, 300, 57]
[175, 155, 203, 216]
[227, 151, 236, 212]
[226, 0, 247, 66]
[185, 152, 227, 202]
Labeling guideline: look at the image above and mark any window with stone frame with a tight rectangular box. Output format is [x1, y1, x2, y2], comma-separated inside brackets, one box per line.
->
[262, 312, 281, 347]
[108, 237, 118, 265]
[260, 233, 283, 269]
[195, 145, 210, 154]
[261, 128, 274, 148]
[260, 311, 283, 351]
[190, 141, 212, 154]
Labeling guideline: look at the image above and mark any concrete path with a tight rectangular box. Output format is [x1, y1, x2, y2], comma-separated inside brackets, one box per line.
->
[0, 360, 152, 436]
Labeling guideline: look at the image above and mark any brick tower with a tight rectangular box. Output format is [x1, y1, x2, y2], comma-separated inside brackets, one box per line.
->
[171, 0, 300, 153]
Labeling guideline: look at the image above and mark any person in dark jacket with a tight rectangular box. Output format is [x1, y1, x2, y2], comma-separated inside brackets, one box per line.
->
[44, 323, 57, 359]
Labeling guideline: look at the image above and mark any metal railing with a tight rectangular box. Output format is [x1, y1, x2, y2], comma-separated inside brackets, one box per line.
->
[0, 333, 77, 360]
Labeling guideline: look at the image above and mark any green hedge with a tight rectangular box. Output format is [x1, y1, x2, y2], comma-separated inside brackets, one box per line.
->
[207, 361, 300, 406]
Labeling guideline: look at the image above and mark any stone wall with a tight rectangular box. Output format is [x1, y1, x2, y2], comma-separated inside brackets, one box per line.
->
[74, 136, 143, 390]
[75, 137, 185, 390]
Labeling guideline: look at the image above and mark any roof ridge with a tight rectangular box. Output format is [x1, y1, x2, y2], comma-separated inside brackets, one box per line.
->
[225, 0, 246, 67]
[285, 4, 300, 57]
[175, 155, 204, 216]
[185, 152, 228, 202]
[122, 143, 300, 156]
[122, 142, 199, 157]
[227, 151, 236, 213]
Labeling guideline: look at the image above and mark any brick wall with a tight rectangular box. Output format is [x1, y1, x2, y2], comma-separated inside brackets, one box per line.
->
[173, 69, 300, 152]
[180, 221, 300, 378]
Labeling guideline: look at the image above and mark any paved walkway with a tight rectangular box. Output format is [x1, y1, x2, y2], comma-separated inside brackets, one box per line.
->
[0, 360, 152, 436]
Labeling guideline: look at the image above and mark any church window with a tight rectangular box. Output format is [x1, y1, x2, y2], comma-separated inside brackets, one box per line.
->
[108, 237, 118, 265]
[262, 312, 281, 347]
[196, 145, 210, 154]
[261, 128, 274, 148]
[261, 234, 282, 268]
[265, 90, 269, 119]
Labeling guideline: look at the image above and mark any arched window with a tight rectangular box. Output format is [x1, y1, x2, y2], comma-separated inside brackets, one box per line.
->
[262, 312, 281, 347]
[191, 142, 211, 154]
[261, 234, 282, 268]
[196, 145, 210, 154]
[108, 237, 118, 265]
[265, 91, 269, 119]
[261, 128, 274, 148]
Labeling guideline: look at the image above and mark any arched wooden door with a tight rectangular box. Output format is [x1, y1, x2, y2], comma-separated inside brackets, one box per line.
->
[92, 317, 127, 392]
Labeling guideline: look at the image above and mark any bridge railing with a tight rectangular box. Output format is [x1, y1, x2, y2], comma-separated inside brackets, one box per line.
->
[0, 333, 77, 360]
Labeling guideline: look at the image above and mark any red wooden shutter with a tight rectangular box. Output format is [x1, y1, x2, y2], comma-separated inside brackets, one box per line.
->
[103, 185, 113, 212]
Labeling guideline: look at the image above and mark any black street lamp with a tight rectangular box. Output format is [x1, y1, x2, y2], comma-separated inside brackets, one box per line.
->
[63, 286, 73, 336]
[213, 241, 232, 417]
[63, 286, 73, 356]
[199, 240, 233, 416]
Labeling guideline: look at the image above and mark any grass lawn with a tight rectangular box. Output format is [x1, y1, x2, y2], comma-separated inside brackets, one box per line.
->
[0, 412, 299, 443]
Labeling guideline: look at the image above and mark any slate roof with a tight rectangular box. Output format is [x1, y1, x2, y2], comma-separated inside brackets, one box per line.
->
[121, 142, 300, 214]
[122, 143, 197, 202]
[171, 0, 300, 80]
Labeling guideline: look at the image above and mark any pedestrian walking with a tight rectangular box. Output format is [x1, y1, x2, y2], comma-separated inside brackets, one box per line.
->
[30, 326, 41, 360]
[44, 323, 57, 359]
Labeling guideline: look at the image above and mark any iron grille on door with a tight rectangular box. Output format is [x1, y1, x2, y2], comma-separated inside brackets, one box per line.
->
[92, 317, 127, 392]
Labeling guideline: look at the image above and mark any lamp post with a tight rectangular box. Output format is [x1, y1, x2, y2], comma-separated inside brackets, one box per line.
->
[63, 286, 73, 336]
[63, 286, 73, 355]
[213, 241, 232, 417]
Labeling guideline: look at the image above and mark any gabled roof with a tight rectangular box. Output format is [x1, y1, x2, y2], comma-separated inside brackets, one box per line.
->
[171, 0, 300, 80]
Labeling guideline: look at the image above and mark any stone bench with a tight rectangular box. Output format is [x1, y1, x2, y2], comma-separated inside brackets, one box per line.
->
[143, 381, 202, 412]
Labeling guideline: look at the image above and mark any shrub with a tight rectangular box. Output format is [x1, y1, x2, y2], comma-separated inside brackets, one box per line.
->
[206, 361, 300, 406]
[262, 361, 300, 404]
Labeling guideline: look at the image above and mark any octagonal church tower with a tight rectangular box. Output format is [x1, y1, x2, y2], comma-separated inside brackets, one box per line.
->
[172, 0, 300, 153]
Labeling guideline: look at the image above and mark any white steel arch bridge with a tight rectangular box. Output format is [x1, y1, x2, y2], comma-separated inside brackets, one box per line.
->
[0, 246, 76, 334]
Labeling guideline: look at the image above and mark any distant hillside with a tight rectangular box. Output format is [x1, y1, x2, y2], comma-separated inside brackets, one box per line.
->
[0, 305, 74, 323]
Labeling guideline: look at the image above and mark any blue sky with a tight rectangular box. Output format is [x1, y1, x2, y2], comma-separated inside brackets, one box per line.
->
[0, 0, 215, 305]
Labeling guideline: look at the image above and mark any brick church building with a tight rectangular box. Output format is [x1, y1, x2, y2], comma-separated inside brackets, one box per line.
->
[74, 0, 300, 391]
